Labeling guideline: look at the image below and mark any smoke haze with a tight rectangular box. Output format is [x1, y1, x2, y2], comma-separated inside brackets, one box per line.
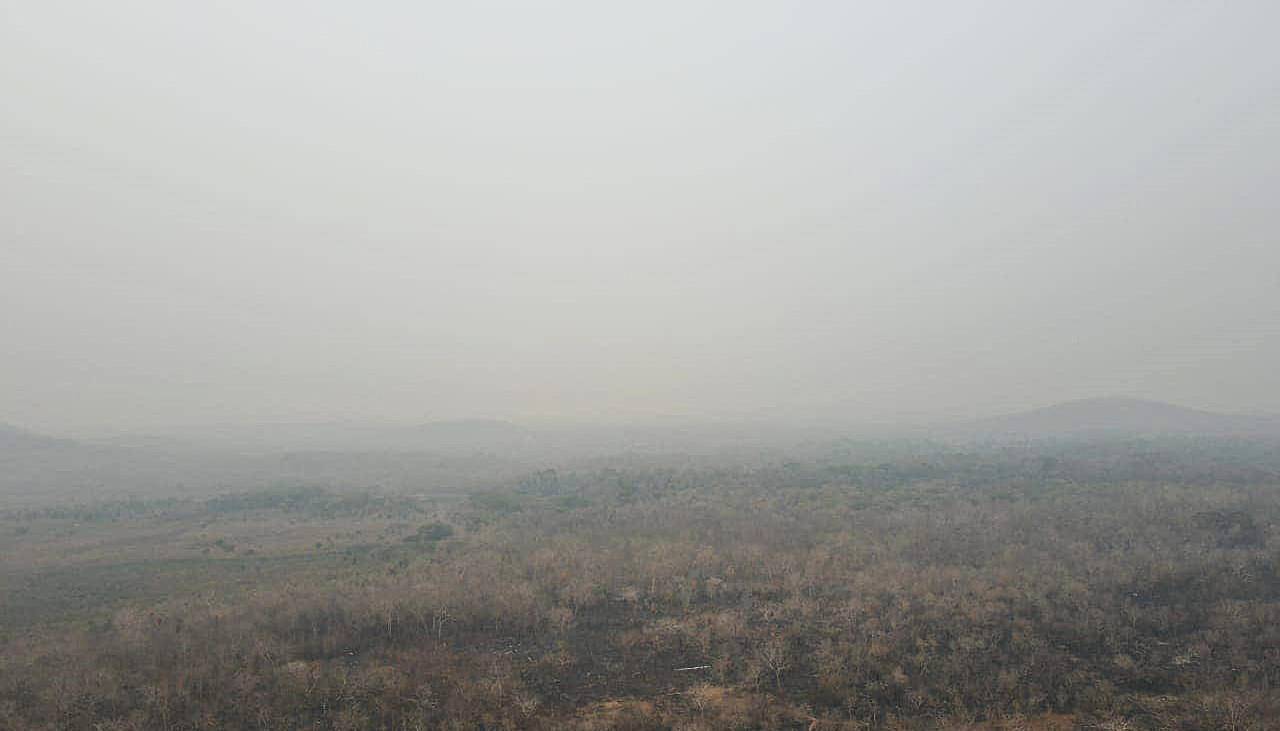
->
[4, 1, 1279, 433]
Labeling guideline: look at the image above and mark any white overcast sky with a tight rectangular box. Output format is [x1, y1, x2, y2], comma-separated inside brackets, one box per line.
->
[3, 1, 1279, 431]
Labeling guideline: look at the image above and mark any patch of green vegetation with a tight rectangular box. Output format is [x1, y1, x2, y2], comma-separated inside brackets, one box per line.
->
[0, 550, 362, 633]
[468, 490, 525, 516]
[403, 521, 454, 544]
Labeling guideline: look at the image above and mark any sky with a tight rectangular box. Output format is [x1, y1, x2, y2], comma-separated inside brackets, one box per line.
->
[3, 1, 1279, 433]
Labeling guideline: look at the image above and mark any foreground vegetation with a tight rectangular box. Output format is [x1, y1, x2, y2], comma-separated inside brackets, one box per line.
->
[2, 438, 1278, 729]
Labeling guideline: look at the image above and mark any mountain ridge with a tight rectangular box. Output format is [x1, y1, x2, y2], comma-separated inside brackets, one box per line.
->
[942, 397, 1280, 438]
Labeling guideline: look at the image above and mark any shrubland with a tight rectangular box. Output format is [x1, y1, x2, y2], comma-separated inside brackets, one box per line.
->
[1, 438, 1278, 729]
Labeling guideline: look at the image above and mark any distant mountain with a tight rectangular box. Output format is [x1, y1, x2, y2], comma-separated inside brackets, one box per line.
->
[944, 398, 1280, 438]
[0, 422, 76, 451]
[106, 419, 538, 453]
[0, 418, 535, 506]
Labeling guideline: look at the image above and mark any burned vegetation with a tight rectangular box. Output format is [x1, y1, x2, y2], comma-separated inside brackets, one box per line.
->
[2, 439, 1279, 729]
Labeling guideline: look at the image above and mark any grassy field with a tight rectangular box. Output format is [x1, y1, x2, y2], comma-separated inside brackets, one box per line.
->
[0, 488, 451, 633]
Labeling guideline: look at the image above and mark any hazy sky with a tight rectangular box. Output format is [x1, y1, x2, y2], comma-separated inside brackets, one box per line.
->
[4, 1, 1279, 432]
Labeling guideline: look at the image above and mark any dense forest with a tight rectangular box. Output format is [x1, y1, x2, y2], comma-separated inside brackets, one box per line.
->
[2, 437, 1278, 729]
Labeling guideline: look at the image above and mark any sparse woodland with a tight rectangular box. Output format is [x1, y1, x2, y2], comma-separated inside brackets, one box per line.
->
[2, 438, 1279, 729]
